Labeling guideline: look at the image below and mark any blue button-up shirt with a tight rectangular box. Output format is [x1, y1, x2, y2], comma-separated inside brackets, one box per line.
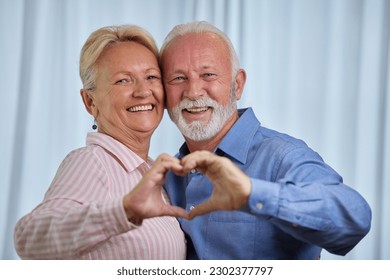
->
[164, 108, 371, 259]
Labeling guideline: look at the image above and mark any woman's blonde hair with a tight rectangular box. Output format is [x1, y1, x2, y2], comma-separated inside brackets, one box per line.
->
[79, 25, 158, 90]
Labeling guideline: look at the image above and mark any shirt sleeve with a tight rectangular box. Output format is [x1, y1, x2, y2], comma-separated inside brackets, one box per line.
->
[14, 149, 138, 259]
[245, 146, 372, 256]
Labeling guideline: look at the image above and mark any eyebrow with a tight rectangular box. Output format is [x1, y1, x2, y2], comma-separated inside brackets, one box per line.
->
[169, 65, 213, 74]
[111, 67, 160, 76]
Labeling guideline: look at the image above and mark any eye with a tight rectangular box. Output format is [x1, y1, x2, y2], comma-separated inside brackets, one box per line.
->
[202, 73, 216, 78]
[115, 79, 129, 85]
[146, 75, 160, 80]
[171, 76, 186, 82]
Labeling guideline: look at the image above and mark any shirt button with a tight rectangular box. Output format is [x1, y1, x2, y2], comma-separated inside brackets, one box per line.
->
[256, 202, 263, 210]
[190, 169, 196, 174]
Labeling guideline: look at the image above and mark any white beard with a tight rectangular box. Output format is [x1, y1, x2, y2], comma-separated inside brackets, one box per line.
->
[168, 89, 237, 141]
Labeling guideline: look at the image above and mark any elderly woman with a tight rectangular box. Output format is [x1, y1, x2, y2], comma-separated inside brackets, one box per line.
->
[14, 25, 187, 259]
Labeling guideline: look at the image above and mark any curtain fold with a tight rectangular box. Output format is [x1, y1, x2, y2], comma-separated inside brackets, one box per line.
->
[1, 0, 388, 259]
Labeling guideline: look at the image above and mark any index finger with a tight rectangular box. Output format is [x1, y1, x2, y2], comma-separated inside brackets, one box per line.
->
[180, 151, 215, 173]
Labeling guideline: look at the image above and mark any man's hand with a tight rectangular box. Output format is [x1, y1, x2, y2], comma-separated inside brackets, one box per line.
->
[177, 151, 252, 219]
[122, 154, 188, 224]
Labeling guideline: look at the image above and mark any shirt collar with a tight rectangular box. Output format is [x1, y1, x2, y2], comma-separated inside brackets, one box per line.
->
[218, 107, 261, 164]
[86, 132, 152, 173]
[178, 107, 261, 164]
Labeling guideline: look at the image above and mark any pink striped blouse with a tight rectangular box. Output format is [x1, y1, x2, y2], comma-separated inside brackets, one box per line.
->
[14, 132, 186, 259]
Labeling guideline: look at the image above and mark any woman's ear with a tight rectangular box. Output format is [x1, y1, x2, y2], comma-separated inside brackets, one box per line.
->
[80, 89, 97, 117]
[233, 69, 247, 101]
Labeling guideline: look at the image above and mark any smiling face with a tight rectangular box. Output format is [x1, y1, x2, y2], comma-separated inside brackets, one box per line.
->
[81, 41, 164, 143]
[161, 32, 245, 145]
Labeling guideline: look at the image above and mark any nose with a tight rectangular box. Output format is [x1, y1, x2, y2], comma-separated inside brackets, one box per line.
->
[184, 80, 204, 100]
[133, 80, 152, 98]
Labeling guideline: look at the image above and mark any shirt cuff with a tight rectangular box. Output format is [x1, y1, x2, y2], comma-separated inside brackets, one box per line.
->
[245, 178, 281, 217]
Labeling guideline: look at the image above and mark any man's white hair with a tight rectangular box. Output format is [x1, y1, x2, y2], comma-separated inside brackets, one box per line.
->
[159, 21, 240, 77]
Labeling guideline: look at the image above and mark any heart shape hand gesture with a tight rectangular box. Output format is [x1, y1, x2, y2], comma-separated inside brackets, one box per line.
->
[123, 151, 251, 224]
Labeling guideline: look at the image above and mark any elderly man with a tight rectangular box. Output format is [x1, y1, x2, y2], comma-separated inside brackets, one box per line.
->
[159, 21, 371, 260]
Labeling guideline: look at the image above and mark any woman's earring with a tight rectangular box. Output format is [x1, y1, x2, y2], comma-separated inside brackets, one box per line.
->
[92, 119, 97, 130]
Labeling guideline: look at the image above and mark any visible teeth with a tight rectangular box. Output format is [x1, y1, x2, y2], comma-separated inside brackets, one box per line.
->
[186, 107, 208, 113]
[128, 105, 153, 112]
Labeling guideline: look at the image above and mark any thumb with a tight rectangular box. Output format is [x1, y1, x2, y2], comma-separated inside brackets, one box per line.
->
[188, 200, 214, 220]
[164, 205, 190, 219]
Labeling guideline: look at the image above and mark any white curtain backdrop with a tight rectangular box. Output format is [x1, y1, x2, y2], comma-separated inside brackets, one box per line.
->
[1, 0, 389, 260]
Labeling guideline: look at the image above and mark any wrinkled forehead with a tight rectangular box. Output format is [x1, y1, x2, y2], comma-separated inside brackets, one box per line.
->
[166, 32, 229, 54]
[161, 32, 231, 70]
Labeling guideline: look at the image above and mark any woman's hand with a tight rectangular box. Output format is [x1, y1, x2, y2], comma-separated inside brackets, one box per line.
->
[122, 154, 188, 224]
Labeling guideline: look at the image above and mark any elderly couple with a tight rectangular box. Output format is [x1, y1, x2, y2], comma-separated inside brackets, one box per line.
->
[14, 21, 371, 260]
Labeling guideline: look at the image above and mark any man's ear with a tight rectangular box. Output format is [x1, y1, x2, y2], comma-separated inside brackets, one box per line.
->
[233, 69, 246, 100]
[80, 89, 97, 117]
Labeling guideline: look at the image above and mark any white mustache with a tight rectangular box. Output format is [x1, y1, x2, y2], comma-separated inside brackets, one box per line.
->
[177, 97, 218, 110]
